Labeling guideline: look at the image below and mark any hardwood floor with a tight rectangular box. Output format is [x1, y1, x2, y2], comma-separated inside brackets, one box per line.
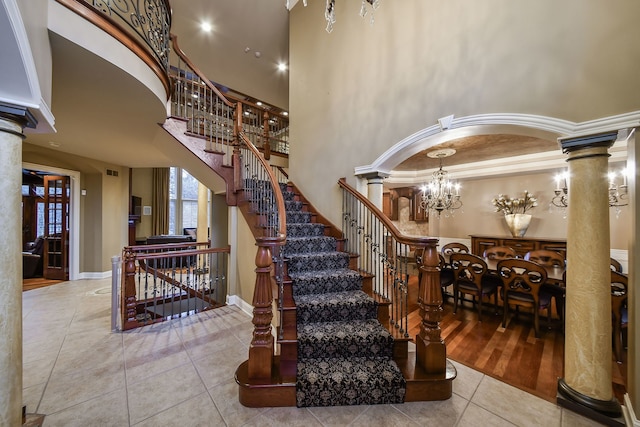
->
[23, 277, 62, 292]
[404, 276, 628, 404]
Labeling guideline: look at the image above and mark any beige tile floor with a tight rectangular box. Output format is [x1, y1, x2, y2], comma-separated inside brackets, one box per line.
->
[22, 278, 604, 426]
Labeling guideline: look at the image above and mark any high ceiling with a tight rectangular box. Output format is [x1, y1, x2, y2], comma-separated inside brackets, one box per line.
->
[22, 1, 570, 176]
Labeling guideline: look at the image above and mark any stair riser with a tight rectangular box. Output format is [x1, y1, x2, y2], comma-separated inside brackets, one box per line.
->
[296, 302, 378, 324]
[298, 338, 394, 359]
[287, 254, 350, 274]
[286, 224, 326, 238]
[290, 273, 362, 297]
[284, 237, 337, 254]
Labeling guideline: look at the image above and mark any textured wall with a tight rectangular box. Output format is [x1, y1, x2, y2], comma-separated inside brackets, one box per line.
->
[289, 0, 640, 230]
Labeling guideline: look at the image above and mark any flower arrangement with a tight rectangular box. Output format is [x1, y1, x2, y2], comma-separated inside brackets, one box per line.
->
[491, 190, 538, 215]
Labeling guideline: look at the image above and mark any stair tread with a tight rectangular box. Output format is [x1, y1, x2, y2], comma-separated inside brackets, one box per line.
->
[296, 356, 406, 407]
[294, 289, 373, 305]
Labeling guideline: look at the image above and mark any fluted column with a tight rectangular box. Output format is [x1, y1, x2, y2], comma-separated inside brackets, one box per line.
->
[0, 106, 35, 426]
[557, 131, 622, 419]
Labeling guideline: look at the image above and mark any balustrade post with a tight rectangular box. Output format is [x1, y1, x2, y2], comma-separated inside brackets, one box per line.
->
[232, 104, 243, 193]
[122, 247, 139, 331]
[262, 111, 271, 160]
[415, 241, 446, 374]
[248, 239, 275, 380]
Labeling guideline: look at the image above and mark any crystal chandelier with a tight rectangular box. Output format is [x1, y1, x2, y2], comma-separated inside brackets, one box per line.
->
[551, 167, 629, 209]
[419, 149, 462, 216]
[287, 0, 382, 33]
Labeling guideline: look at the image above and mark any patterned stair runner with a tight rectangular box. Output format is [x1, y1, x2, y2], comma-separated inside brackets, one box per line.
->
[278, 184, 406, 407]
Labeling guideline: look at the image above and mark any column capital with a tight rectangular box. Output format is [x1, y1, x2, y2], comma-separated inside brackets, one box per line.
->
[358, 171, 389, 182]
[0, 102, 37, 133]
[559, 131, 617, 154]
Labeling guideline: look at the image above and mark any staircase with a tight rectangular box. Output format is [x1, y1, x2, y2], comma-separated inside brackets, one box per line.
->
[162, 33, 455, 408]
[279, 183, 407, 406]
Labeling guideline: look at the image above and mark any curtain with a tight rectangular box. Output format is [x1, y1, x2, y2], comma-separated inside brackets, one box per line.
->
[152, 168, 169, 235]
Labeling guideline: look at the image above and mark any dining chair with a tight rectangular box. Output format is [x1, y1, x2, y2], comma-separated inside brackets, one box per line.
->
[610, 257, 623, 273]
[524, 249, 566, 322]
[611, 270, 628, 364]
[440, 243, 468, 300]
[497, 258, 551, 338]
[483, 246, 517, 260]
[439, 254, 455, 302]
[450, 253, 499, 321]
[524, 250, 565, 267]
[441, 242, 469, 257]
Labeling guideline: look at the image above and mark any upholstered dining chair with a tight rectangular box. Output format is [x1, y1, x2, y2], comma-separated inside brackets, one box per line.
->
[524, 249, 566, 322]
[611, 270, 628, 364]
[497, 258, 551, 338]
[450, 253, 499, 321]
[439, 254, 455, 302]
[483, 246, 517, 260]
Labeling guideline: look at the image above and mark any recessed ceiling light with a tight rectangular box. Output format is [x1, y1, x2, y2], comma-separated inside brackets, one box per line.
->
[256, 101, 263, 106]
[254, 51, 262, 58]
[277, 63, 288, 72]
[200, 22, 212, 32]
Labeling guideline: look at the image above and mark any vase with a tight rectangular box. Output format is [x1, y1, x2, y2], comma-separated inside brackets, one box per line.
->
[504, 213, 532, 238]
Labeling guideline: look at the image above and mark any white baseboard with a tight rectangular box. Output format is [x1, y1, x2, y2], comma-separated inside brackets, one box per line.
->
[227, 294, 253, 318]
[623, 394, 640, 427]
[78, 270, 112, 280]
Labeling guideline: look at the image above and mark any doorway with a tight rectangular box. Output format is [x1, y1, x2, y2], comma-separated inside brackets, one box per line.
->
[22, 171, 70, 280]
[22, 163, 80, 281]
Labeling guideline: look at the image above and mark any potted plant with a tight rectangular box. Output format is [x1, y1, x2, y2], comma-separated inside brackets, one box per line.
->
[491, 191, 538, 237]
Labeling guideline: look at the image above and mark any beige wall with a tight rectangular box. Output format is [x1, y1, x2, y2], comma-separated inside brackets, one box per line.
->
[235, 209, 258, 303]
[391, 169, 630, 250]
[23, 143, 129, 274]
[131, 168, 154, 240]
[289, 0, 640, 230]
[101, 166, 128, 271]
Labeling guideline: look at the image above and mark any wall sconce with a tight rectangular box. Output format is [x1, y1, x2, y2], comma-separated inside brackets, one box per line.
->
[551, 166, 628, 214]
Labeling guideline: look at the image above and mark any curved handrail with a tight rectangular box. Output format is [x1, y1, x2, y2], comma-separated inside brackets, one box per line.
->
[56, 0, 171, 98]
[338, 178, 438, 247]
[170, 34, 236, 109]
[238, 131, 287, 241]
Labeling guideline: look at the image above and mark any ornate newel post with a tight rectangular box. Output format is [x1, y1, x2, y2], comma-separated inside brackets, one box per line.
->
[557, 132, 622, 421]
[416, 240, 446, 374]
[248, 239, 275, 380]
[0, 107, 36, 426]
[122, 248, 139, 331]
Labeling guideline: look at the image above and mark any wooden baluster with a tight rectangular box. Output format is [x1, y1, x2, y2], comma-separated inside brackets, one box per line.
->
[262, 111, 271, 160]
[415, 241, 446, 374]
[122, 247, 139, 331]
[248, 240, 275, 380]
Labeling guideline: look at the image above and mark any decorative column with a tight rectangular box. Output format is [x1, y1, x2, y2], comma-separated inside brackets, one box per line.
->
[197, 182, 208, 241]
[557, 131, 622, 421]
[0, 106, 36, 426]
[360, 172, 389, 211]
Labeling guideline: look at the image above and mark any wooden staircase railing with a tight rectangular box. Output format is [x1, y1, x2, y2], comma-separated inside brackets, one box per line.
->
[120, 241, 229, 331]
[168, 33, 287, 384]
[338, 178, 450, 377]
[66, 0, 455, 403]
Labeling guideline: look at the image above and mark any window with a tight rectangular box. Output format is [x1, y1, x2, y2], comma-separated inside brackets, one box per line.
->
[168, 167, 208, 235]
